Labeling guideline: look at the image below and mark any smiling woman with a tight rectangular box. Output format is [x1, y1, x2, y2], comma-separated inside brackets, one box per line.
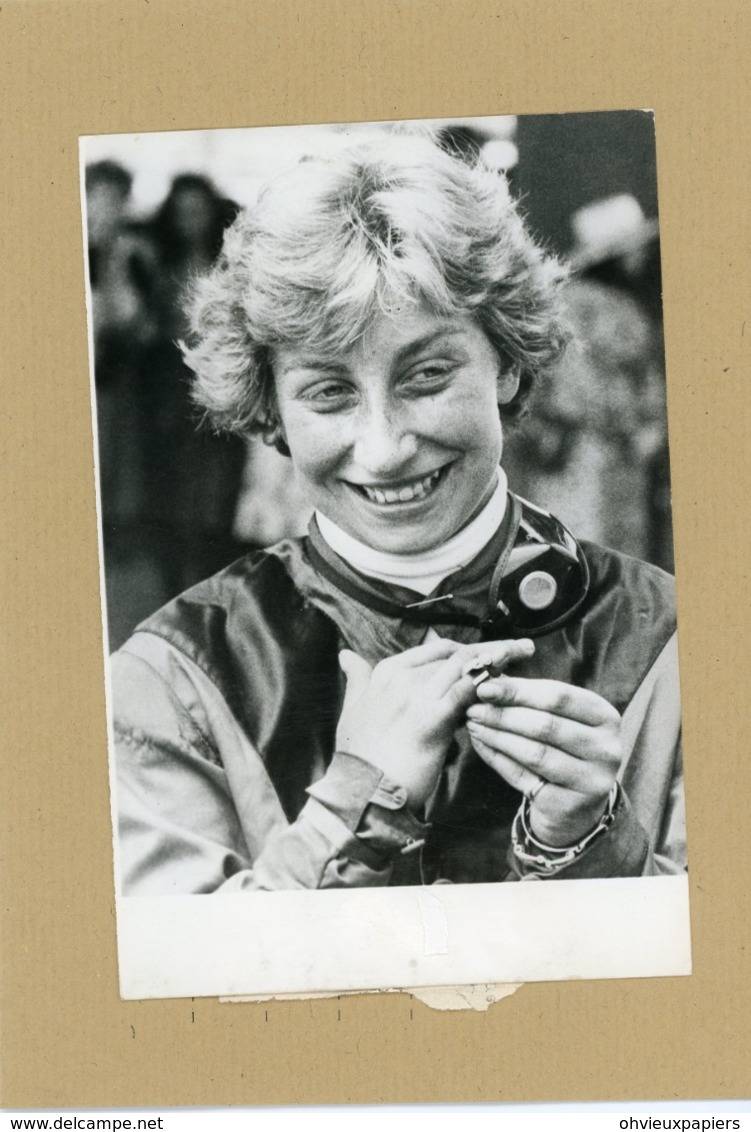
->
[271, 309, 514, 554]
[109, 127, 685, 898]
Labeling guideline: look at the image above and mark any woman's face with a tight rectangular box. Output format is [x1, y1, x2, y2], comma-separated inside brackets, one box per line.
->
[273, 305, 518, 554]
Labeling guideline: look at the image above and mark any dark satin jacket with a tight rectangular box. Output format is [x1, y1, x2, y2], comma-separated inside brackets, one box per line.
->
[111, 496, 685, 894]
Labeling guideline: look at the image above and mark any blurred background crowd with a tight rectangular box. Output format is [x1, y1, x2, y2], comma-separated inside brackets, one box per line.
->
[84, 112, 673, 651]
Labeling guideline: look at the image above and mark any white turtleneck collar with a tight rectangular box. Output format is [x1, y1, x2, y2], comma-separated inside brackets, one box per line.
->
[315, 469, 508, 595]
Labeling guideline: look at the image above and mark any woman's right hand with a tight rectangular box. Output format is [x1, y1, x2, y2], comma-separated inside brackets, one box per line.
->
[336, 637, 535, 809]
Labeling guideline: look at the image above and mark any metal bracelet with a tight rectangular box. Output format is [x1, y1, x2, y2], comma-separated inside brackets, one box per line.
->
[512, 783, 620, 873]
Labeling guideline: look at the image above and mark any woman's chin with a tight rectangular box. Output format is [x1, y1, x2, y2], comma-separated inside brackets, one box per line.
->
[335, 478, 446, 552]
[359, 527, 455, 556]
[340, 497, 468, 555]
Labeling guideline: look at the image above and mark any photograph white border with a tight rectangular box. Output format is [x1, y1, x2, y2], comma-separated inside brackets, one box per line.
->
[118, 876, 690, 999]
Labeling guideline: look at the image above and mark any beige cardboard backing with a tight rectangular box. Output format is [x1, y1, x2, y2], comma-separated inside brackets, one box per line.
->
[1, 0, 749, 1108]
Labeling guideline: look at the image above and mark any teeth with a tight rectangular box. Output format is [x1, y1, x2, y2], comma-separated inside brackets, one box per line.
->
[360, 469, 442, 505]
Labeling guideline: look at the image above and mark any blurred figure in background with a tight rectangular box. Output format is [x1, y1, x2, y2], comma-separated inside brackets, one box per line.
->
[503, 194, 673, 572]
[88, 167, 246, 649]
[87, 160, 133, 291]
[137, 174, 245, 604]
[87, 162, 166, 646]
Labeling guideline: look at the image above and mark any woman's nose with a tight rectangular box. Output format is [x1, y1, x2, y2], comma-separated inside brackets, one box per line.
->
[351, 402, 418, 476]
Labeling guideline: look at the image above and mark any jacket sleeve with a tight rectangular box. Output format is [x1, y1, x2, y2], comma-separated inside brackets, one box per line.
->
[618, 632, 686, 875]
[111, 633, 427, 895]
[507, 633, 686, 881]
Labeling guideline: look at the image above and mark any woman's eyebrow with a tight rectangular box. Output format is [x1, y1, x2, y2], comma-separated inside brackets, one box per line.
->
[277, 326, 466, 375]
[395, 327, 466, 364]
[278, 358, 348, 376]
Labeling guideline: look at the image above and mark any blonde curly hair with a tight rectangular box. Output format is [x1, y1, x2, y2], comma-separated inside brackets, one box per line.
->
[181, 131, 569, 452]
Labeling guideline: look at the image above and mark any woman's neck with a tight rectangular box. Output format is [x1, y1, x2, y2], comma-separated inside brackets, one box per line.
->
[315, 469, 508, 595]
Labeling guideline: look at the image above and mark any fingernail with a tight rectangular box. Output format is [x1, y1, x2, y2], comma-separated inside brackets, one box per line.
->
[477, 676, 502, 694]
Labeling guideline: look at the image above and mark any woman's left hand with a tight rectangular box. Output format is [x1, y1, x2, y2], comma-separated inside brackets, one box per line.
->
[465, 676, 622, 846]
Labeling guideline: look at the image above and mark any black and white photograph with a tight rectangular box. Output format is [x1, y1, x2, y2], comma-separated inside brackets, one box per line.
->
[81, 112, 690, 1000]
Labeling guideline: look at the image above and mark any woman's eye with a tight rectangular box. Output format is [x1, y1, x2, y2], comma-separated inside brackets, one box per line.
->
[403, 362, 455, 390]
[303, 381, 355, 411]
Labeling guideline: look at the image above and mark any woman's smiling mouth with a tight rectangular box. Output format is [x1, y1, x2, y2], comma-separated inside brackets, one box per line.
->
[352, 466, 447, 506]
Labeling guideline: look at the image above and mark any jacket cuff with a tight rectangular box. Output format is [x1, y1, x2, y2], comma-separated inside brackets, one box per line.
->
[306, 751, 430, 861]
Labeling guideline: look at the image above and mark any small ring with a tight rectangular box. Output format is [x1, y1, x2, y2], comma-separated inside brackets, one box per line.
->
[526, 775, 547, 802]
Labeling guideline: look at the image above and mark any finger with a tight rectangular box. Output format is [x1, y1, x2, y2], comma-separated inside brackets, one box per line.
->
[434, 637, 535, 699]
[470, 733, 612, 847]
[466, 721, 614, 795]
[476, 676, 619, 727]
[468, 730, 562, 800]
[338, 649, 373, 708]
[465, 704, 620, 766]
[470, 637, 536, 675]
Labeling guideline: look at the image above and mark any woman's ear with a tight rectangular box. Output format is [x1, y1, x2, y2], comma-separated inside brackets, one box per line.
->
[262, 418, 291, 458]
[496, 359, 521, 406]
[273, 431, 292, 459]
